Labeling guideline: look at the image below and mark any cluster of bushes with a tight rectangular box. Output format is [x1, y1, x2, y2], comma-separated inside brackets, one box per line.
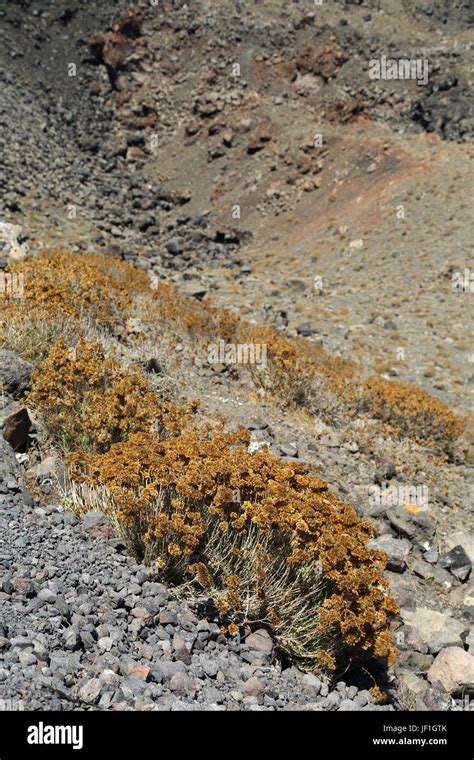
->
[3, 249, 144, 327]
[0, 247, 465, 674]
[13, 332, 397, 672]
[4, 249, 464, 451]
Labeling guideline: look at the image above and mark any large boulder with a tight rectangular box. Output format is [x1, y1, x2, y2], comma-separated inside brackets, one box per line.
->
[88, 6, 145, 88]
[400, 607, 468, 654]
[427, 647, 474, 695]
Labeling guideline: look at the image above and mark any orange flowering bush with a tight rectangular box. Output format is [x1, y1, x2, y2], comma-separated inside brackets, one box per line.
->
[27, 338, 189, 451]
[234, 322, 463, 450]
[357, 377, 464, 450]
[3, 248, 148, 327]
[239, 322, 352, 415]
[1, 248, 405, 672]
[3, 246, 465, 674]
[68, 426, 399, 671]
[148, 283, 463, 450]
[2, 248, 463, 450]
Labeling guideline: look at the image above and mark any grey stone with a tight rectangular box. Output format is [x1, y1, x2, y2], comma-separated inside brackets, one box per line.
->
[339, 698, 358, 711]
[386, 507, 435, 547]
[78, 678, 102, 704]
[122, 677, 147, 697]
[200, 656, 219, 678]
[374, 460, 397, 485]
[182, 283, 207, 300]
[427, 647, 474, 695]
[369, 534, 411, 572]
[82, 511, 108, 530]
[0, 350, 32, 395]
[296, 322, 314, 337]
[18, 651, 37, 666]
[323, 692, 340, 710]
[37, 588, 57, 604]
[439, 545, 472, 582]
[10, 636, 33, 650]
[165, 238, 182, 255]
[279, 443, 298, 458]
[63, 629, 82, 652]
[397, 670, 429, 706]
[400, 608, 468, 653]
[301, 673, 322, 696]
[0, 437, 19, 474]
[169, 672, 195, 697]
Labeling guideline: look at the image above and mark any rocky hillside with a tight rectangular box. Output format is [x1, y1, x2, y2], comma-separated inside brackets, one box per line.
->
[0, 0, 473, 714]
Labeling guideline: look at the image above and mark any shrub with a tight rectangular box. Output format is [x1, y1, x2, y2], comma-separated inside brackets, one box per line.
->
[3, 248, 148, 329]
[4, 250, 402, 673]
[240, 324, 350, 421]
[357, 377, 464, 452]
[67, 426, 398, 671]
[27, 338, 189, 452]
[3, 249, 463, 450]
[236, 323, 463, 449]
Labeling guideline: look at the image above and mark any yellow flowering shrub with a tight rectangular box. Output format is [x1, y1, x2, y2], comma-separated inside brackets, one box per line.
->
[148, 280, 463, 450]
[68, 426, 399, 671]
[147, 281, 463, 449]
[358, 377, 464, 450]
[2, 248, 463, 450]
[4, 248, 148, 327]
[2, 247, 464, 673]
[27, 338, 190, 451]
[5, 248, 404, 672]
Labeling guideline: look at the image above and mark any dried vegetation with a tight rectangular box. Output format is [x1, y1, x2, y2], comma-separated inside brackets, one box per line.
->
[1, 247, 465, 672]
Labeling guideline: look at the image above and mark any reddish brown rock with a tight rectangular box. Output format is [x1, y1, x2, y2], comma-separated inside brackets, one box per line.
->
[242, 676, 264, 702]
[127, 663, 150, 681]
[295, 37, 347, 81]
[245, 629, 274, 656]
[89, 524, 115, 541]
[10, 577, 35, 597]
[2, 403, 31, 451]
[247, 119, 274, 154]
[88, 6, 146, 88]
[131, 607, 153, 624]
